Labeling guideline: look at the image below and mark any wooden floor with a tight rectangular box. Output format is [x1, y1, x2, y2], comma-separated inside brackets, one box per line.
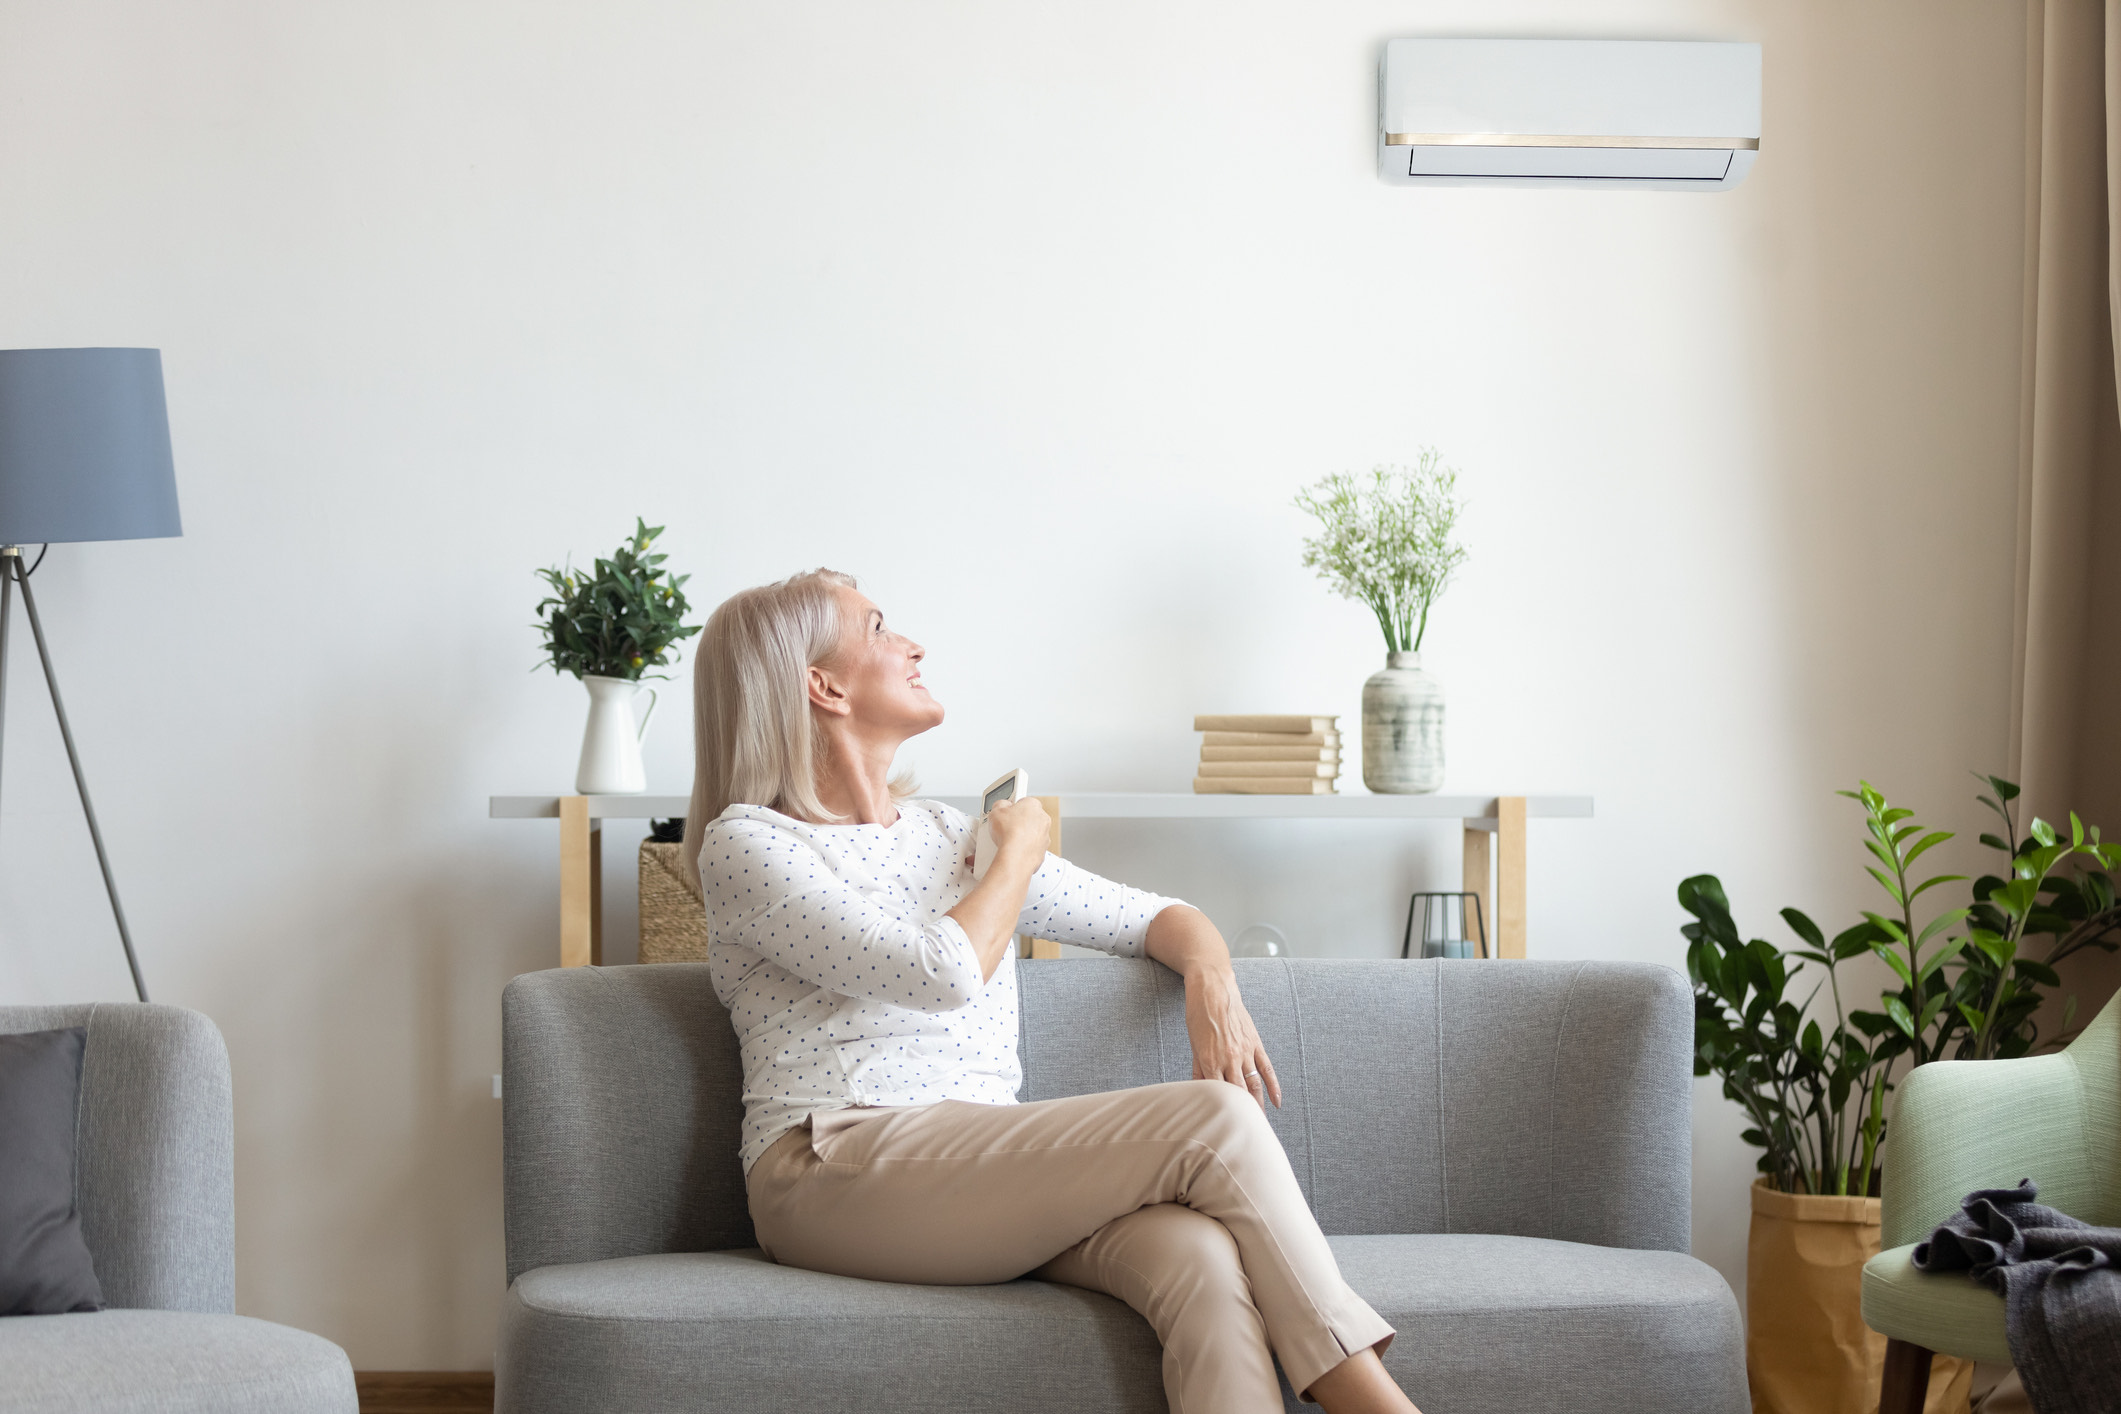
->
[355, 1373, 494, 1414]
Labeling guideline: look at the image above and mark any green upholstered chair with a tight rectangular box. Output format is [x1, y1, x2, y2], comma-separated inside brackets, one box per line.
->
[1861, 987, 2121, 1413]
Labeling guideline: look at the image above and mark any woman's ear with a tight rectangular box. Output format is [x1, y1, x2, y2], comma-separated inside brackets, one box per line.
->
[807, 662, 851, 717]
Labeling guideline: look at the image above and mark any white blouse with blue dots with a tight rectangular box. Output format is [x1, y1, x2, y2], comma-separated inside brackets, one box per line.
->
[699, 798, 1183, 1170]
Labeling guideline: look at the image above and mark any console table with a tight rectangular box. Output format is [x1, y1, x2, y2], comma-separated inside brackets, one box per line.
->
[490, 793, 1594, 969]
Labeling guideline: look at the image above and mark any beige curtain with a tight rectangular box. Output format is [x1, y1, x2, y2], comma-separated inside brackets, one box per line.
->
[2012, 0, 2121, 1016]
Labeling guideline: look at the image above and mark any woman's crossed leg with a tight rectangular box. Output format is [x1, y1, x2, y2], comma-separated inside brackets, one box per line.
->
[747, 1078, 1407, 1412]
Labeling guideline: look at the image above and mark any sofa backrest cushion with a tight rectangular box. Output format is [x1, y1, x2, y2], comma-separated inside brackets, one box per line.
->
[502, 955, 1691, 1279]
[1017, 957, 1690, 1247]
[0, 1004, 235, 1313]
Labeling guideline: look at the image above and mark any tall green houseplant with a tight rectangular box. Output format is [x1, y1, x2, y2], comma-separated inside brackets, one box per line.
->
[1688, 777, 2121, 1413]
[1684, 777, 2121, 1196]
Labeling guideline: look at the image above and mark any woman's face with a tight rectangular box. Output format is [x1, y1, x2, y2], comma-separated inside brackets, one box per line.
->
[811, 585, 945, 740]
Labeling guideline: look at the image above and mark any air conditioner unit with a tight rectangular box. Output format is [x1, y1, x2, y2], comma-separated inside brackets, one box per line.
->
[1378, 38, 1761, 191]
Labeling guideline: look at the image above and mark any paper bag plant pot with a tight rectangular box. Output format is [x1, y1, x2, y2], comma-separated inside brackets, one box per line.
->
[1747, 1180, 1971, 1414]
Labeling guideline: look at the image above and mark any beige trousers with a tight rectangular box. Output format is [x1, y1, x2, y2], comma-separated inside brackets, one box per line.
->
[746, 1078, 1395, 1413]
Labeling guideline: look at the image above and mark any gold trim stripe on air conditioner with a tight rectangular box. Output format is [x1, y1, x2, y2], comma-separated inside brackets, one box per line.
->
[1383, 133, 1759, 150]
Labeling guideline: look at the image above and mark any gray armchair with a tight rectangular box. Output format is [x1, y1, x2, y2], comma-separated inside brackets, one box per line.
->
[497, 957, 1747, 1413]
[0, 1003, 356, 1414]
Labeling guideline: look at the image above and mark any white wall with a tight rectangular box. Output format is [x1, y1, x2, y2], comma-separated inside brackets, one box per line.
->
[0, 0, 2029, 1367]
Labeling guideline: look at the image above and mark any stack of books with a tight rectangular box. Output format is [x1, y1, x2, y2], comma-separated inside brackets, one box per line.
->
[1192, 715, 1341, 794]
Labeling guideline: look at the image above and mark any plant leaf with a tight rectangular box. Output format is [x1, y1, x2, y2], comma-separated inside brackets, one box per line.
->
[1780, 908, 1826, 950]
[2013, 958, 2063, 987]
[1832, 923, 1879, 960]
[1917, 934, 1969, 982]
[1914, 907, 1971, 948]
[1865, 866, 1907, 905]
[1871, 942, 1916, 990]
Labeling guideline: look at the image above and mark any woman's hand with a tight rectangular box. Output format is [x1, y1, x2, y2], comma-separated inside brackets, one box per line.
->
[984, 797, 1051, 866]
[1184, 965, 1282, 1108]
[1145, 905, 1282, 1108]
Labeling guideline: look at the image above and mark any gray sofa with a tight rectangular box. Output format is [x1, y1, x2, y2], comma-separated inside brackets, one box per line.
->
[0, 1003, 356, 1414]
[497, 958, 1746, 1413]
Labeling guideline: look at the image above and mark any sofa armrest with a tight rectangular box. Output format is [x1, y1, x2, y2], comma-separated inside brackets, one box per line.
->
[502, 965, 753, 1283]
[0, 1003, 235, 1312]
[1880, 1052, 2098, 1249]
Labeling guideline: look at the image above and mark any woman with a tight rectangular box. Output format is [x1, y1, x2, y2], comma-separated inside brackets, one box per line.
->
[682, 568, 1421, 1414]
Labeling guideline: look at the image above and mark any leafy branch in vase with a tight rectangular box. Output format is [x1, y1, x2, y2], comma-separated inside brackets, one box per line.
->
[1294, 453, 1467, 653]
[534, 518, 701, 682]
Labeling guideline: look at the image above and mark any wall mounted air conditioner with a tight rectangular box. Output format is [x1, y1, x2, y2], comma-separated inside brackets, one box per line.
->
[1378, 38, 1761, 190]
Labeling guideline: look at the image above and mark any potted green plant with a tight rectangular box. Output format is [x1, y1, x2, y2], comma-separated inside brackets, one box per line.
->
[1683, 778, 2121, 1414]
[533, 518, 700, 794]
[1294, 454, 1467, 793]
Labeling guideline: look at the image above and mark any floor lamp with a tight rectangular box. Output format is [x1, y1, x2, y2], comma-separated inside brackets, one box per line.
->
[0, 349, 182, 1003]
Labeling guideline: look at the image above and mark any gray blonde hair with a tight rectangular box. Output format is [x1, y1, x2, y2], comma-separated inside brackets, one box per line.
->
[682, 568, 911, 881]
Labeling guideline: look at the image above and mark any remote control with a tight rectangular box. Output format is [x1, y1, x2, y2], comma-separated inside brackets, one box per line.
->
[972, 769, 1029, 880]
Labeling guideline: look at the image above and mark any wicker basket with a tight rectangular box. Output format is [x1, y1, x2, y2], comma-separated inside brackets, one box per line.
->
[637, 839, 708, 964]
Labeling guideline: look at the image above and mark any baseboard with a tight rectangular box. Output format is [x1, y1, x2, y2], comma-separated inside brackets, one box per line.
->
[354, 1372, 494, 1414]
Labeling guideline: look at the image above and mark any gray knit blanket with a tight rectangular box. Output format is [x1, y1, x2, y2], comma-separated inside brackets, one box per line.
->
[1911, 1179, 2121, 1414]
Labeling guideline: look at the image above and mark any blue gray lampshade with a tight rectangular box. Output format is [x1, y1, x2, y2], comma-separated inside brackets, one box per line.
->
[0, 348, 181, 545]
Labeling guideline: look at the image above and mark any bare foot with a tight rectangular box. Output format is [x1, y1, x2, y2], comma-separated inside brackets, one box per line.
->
[1306, 1348, 1420, 1414]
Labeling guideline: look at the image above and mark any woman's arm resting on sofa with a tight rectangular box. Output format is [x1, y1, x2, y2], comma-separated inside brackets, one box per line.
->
[1147, 906, 1283, 1108]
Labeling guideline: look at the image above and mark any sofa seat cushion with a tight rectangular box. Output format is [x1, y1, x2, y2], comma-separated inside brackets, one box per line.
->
[1336, 1234, 1745, 1414]
[501, 1250, 1166, 1414]
[498, 1235, 1744, 1414]
[0, 1309, 357, 1414]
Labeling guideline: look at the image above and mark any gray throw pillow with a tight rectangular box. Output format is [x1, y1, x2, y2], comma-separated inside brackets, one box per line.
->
[0, 1027, 105, 1315]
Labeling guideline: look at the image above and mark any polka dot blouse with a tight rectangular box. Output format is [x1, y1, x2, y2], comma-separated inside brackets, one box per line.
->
[699, 798, 1183, 1170]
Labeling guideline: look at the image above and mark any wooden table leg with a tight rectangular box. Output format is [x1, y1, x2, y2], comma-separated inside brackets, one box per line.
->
[1025, 795, 1064, 960]
[559, 796, 603, 968]
[1461, 825, 1494, 957]
[1497, 796, 1527, 958]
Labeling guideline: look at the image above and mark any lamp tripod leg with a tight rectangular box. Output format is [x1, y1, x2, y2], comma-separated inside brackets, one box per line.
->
[13, 564, 148, 1003]
[0, 554, 12, 820]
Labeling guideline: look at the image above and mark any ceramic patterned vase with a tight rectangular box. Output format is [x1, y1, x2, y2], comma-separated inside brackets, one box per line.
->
[1362, 651, 1444, 794]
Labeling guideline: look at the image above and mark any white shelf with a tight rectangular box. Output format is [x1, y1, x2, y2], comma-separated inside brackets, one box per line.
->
[1032, 793, 1590, 821]
[495, 790, 1592, 968]
[491, 795, 692, 820]
[489, 792, 1593, 824]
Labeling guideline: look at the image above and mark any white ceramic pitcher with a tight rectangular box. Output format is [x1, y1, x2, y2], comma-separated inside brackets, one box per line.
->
[575, 675, 657, 795]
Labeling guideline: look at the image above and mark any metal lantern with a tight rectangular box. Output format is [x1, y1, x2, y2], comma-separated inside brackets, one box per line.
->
[1400, 891, 1488, 960]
